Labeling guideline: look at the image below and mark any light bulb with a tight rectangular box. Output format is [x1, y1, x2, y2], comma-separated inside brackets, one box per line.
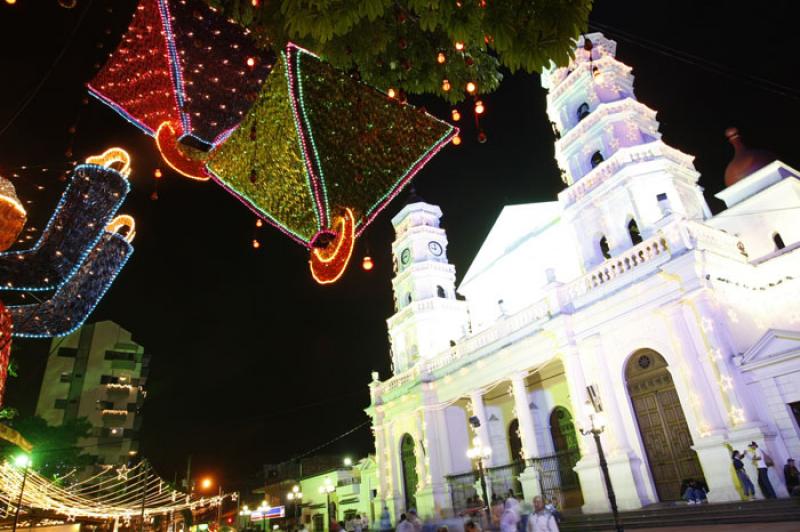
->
[451, 135, 462, 146]
[466, 81, 477, 94]
[455, 41, 465, 51]
[451, 109, 461, 121]
[437, 52, 446, 64]
[442, 79, 451, 92]
[474, 100, 484, 115]
[387, 88, 397, 98]
[246, 57, 256, 67]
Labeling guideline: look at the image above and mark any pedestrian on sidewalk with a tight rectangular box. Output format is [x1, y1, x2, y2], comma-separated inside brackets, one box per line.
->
[525, 496, 558, 532]
[784, 458, 800, 496]
[748, 442, 777, 499]
[733, 450, 756, 499]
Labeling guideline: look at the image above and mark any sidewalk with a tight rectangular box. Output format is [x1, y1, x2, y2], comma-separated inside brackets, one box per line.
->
[596, 523, 799, 531]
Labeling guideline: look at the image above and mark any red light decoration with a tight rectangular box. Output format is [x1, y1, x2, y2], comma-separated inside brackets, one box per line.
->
[88, 0, 273, 150]
[309, 208, 356, 285]
[155, 121, 210, 181]
[0, 300, 12, 406]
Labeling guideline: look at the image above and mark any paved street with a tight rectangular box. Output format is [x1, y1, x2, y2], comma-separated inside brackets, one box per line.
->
[598, 523, 800, 531]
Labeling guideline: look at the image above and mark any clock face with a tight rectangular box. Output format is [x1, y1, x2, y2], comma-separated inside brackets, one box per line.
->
[401, 248, 411, 265]
[428, 241, 443, 256]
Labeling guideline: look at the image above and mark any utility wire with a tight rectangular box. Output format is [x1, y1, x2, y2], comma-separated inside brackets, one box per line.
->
[0, 0, 96, 138]
[588, 20, 800, 101]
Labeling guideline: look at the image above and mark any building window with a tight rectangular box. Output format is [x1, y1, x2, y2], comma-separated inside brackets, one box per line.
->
[54, 399, 67, 409]
[59, 372, 72, 383]
[101, 375, 120, 385]
[58, 347, 78, 358]
[773, 232, 786, 250]
[599, 236, 611, 260]
[576, 102, 590, 122]
[436, 286, 446, 298]
[628, 219, 643, 245]
[105, 350, 136, 362]
[97, 400, 114, 410]
[590, 151, 604, 168]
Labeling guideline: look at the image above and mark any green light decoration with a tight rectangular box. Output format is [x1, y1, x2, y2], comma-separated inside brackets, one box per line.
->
[207, 43, 456, 283]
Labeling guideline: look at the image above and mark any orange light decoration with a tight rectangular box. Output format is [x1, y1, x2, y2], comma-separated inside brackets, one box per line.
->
[85, 147, 132, 178]
[451, 109, 461, 122]
[155, 121, 210, 181]
[387, 88, 397, 99]
[256, 219, 263, 228]
[437, 52, 446, 64]
[362, 255, 374, 271]
[309, 208, 356, 285]
[252, 239, 261, 249]
[154, 168, 163, 179]
[105, 215, 136, 243]
[0, 175, 27, 252]
[455, 41, 465, 51]
[246, 57, 256, 68]
[452, 135, 462, 145]
[466, 81, 477, 94]
[474, 100, 485, 115]
[5, 0, 17, 5]
[442, 79, 451, 92]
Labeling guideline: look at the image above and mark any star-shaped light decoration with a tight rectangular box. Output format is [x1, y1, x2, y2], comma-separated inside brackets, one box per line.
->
[729, 406, 745, 425]
[116, 465, 130, 481]
[719, 375, 734, 391]
[700, 317, 714, 332]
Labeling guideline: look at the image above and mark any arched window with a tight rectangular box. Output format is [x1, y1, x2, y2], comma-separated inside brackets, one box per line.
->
[576, 102, 590, 122]
[599, 236, 611, 260]
[590, 151, 604, 168]
[405, 293, 413, 305]
[773, 232, 786, 250]
[436, 286, 446, 298]
[628, 219, 643, 245]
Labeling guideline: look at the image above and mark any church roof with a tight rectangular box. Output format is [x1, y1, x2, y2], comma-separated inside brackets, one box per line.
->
[460, 201, 562, 288]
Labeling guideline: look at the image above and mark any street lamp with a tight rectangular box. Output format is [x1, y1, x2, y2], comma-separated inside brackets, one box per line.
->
[578, 401, 623, 532]
[466, 436, 492, 523]
[199, 477, 223, 530]
[255, 502, 271, 532]
[318, 478, 335, 532]
[343, 457, 352, 467]
[12, 454, 32, 532]
[239, 505, 251, 530]
[287, 485, 303, 528]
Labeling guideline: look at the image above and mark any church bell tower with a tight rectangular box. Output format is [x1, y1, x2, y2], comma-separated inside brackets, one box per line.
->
[387, 191, 469, 374]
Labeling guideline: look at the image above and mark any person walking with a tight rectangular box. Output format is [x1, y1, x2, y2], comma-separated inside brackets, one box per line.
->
[379, 506, 392, 532]
[526, 496, 558, 532]
[500, 497, 520, 532]
[733, 450, 756, 499]
[749, 442, 777, 498]
[784, 458, 800, 496]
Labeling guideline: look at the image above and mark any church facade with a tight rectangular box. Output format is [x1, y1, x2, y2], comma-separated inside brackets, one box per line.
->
[366, 33, 800, 519]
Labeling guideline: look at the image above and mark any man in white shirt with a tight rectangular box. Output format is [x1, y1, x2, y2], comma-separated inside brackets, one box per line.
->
[526, 496, 558, 532]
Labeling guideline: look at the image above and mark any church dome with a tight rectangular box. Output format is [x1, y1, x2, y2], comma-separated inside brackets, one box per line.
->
[724, 127, 776, 187]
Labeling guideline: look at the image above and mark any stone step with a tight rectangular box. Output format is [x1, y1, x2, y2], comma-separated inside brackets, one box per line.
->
[559, 499, 800, 531]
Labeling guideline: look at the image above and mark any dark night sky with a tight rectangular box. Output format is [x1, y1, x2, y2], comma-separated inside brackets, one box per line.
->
[1, 1, 798, 492]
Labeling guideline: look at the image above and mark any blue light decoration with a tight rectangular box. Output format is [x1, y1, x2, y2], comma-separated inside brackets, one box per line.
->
[0, 163, 130, 292]
[9, 230, 134, 338]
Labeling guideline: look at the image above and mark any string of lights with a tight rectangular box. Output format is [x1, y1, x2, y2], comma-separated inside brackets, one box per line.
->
[0, 459, 236, 521]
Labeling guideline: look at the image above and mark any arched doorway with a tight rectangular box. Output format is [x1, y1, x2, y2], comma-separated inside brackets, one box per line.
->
[625, 349, 705, 501]
[549, 407, 583, 507]
[508, 419, 523, 462]
[400, 434, 418, 511]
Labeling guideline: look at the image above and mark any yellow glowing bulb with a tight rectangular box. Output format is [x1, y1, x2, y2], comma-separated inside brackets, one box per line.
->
[200, 478, 213, 490]
[474, 100, 484, 115]
[437, 52, 446, 64]
[466, 81, 477, 94]
[387, 88, 397, 99]
[442, 79, 451, 92]
[252, 239, 261, 249]
[362, 256, 374, 271]
[455, 41, 465, 51]
[256, 219, 263, 228]
[6, 0, 17, 5]
[451, 135, 462, 146]
[246, 57, 256, 67]
[154, 168, 162, 179]
[451, 109, 461, 121]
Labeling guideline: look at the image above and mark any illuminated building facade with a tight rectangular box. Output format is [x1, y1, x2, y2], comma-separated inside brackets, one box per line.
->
[367, 33, 800, 519]
[35, 320, 149, 466]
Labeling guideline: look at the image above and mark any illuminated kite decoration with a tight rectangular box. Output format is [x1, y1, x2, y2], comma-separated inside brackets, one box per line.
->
[87, 0, 272, 178]
[0, 176, 27, 252]
[0, 301, 11, 406]
[9, 225, 134, 339]
[0, 151, 131, 292]
[207, 44, 457, 284]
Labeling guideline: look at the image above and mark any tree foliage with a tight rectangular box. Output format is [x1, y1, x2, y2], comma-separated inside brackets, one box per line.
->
[3, 415, 93, 479]
[207, 0, 593, 103]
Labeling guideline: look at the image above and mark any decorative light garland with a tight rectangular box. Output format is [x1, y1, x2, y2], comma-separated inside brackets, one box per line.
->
[309, 208, 356, 285]
[155, 121, 210, 180]
[0, 301, 12, 406]
[0, 175, 27, 252]
[0, 156, 130, 293]
[207, 43, 456, 284]
[0, 459, 234, 521]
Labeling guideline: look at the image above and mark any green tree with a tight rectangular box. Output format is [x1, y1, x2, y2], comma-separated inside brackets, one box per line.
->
[206, 0, 593, 103]
[3, 416, 93, 479]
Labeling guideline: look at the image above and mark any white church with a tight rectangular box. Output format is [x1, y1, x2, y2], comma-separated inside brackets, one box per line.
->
[366, 33, 800, 519]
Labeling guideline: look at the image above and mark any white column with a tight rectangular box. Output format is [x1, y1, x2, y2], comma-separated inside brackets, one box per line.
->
[469, 390, 493, 467]
[511, 373, 539, 459]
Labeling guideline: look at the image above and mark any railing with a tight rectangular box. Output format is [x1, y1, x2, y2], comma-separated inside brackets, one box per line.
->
[445, 470, 478, 517]
[684, 220, 748, 261]
[528, 450, 583, 509]
[486, 461, 525, 500]
[387, 296, 463, 329]
[565, 233, 670, 302]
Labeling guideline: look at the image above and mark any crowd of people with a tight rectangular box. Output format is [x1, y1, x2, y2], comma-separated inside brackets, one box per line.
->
[730, 441, 800, 501]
